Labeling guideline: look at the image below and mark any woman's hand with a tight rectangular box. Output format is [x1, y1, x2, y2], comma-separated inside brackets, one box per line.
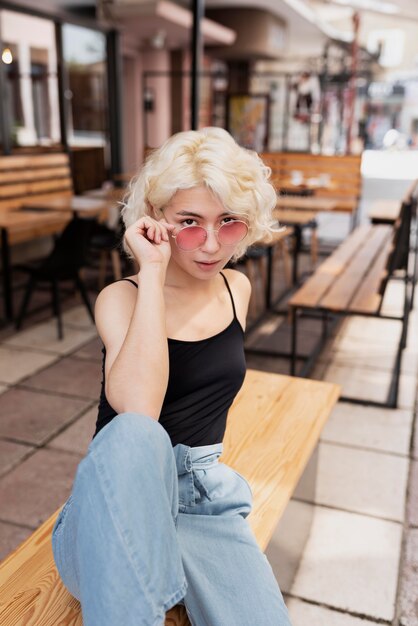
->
[124, 216, 174, 270]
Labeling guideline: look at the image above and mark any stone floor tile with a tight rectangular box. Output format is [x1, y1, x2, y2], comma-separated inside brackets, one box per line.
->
[407, 460, 418, 528]
[71, 336, 103, 362]
[381, 280, 409, 317]
[245, 354, 291, 376]
[328, 333, 401, 373]
[401, 348, 418, 376]
[338, 315, 403, 344]
[267, 499, 315, 593]
[61, 304, 96, 329]
[0, 346, 57, 385]
[0, 521, 33, 563]
[0, 388, 90, 445]
[323, 362, 392, 404]
[406, 311, 418, 350]
[286, 598, 378, 626]
[0, 439, 33, 477]
[399, 372, 418, 409]
[245, 314, 285, 348]
[0, 448, 81, 527]
[308, 442, 409, 522]
[322, 362, 417, 408]
[289, 506, 402, 621]
[321, 402, 413, 456]
[245, 314, 324, 357]
[413, 411, 418, 461]
[3, 319, 97, 356]
[23, 356, 102, 400]
[48, 406, 97, 456]
[397, 528, 418, 626]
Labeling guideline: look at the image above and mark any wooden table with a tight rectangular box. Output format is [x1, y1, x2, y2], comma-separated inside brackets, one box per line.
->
[276, 196, 338, 212]
[83, 187, 125, 203]
[0, 211, 71, 321]
[22, 196, 113, 218]
[279, 177, 337, 195]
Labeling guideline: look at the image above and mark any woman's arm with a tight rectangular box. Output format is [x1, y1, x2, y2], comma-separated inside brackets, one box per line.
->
[95, 217, 174, 420]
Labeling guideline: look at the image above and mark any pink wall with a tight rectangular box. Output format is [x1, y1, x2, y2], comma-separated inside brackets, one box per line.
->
[142, 50, 171, 148]
[122, 54, 144, 173]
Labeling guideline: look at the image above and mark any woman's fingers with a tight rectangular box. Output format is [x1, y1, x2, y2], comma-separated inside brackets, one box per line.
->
[134, 216, 173, 245]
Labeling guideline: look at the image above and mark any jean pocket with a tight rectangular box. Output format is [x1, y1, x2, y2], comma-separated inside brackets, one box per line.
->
[231, 468, 253, 501]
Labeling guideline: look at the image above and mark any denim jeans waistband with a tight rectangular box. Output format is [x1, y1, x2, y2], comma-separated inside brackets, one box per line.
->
[173, 442, 223, 476]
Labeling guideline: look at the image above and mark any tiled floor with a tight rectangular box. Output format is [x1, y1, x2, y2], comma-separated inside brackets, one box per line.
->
[0, 175, 417, 624]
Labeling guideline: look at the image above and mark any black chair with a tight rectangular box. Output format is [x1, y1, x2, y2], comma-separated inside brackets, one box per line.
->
[15, 216, 97, 339]
[89, 218, 124, 289]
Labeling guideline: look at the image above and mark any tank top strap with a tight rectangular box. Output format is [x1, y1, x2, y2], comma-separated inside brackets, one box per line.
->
[220, 272, 237, 320]
[119, 278, 138, 288]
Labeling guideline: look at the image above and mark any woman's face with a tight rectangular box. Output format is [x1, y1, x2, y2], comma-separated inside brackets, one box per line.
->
[160, 186, 247, 280]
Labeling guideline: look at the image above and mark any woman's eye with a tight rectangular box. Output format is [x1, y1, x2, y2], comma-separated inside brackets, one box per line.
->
[221, 217, 236, 225]
[181, 218, 196, 226]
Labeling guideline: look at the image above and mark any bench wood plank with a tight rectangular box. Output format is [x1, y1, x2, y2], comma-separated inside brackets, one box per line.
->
[349, 238, 394, 313]
[0, 369, 339, 626]
[289, 224, 372, 308]
[320, 225, 392, 311]
[369, 200, 402, 223]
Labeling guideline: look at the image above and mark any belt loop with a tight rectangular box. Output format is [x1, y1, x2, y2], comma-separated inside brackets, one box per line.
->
[184, 448, 192, 473]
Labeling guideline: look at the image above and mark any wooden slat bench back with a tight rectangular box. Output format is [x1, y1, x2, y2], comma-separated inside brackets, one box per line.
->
[289, 224, 393, 314]
[0, 369, 339, 626]
[0, 153, 74, 245]
[261, 152, 362, 214]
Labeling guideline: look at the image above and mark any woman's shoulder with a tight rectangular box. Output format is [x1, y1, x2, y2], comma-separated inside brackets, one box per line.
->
[94, 277, 138, 331]
[222, 268, 251, 297]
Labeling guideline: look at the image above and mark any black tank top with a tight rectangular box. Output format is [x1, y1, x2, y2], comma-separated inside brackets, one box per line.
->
[94, 272, 247, 447]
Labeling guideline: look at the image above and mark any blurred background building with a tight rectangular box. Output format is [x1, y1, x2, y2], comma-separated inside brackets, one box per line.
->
[1, 0, 418, 184]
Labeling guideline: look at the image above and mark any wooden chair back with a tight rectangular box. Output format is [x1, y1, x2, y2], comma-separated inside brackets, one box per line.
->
[0, 153, 73, 214]
[261, 152, 362, 213]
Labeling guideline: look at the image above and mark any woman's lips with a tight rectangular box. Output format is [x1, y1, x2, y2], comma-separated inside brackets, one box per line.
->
[195, 260, 220, 271]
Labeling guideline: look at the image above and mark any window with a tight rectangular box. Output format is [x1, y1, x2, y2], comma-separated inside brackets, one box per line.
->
[62, 24, 108, 147]
[0, 10, 60, 150]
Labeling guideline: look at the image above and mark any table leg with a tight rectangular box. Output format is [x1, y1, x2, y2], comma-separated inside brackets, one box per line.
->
[292, 226, 302, 285]
[265, 246, 273, 310]
[1, 228, 13, 321]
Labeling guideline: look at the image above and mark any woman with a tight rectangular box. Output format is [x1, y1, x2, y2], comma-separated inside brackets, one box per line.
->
[52, 127, 291, 626]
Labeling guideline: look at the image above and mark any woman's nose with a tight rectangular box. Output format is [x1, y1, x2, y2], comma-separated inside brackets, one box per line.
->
[201, 229, 221, 253]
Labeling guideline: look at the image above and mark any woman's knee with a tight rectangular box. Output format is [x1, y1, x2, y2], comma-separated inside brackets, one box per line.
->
[89, 412, 172, 461]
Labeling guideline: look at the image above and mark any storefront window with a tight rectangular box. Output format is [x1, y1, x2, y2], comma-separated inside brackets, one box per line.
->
[62, 24, 108, 148]
[0, 10, 60, 151]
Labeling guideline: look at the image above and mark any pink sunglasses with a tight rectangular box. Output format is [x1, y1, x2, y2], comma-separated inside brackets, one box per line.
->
[171, 220, 249, 251]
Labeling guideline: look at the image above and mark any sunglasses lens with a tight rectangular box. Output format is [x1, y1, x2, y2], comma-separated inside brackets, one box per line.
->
[218, 221, 248, 245]
[175, 226, 207, 250]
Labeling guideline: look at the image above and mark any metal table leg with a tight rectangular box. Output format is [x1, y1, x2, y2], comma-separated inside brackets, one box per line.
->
[265, 246, 273, 310]
[292, 226, 302, 285]
[1, 228, 13, 321]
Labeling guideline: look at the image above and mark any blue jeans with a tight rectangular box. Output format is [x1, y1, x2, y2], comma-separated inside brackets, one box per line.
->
[52, 413, 291, 626]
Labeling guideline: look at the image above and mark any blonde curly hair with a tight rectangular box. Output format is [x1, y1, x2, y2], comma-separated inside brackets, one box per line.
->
[121, 127, 278, 261]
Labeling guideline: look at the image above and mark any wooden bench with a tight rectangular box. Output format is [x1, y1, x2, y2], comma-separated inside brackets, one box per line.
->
[0, 368, 339, 626]
[288, 199, 413, 407]
[261, 152, 362, 225]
